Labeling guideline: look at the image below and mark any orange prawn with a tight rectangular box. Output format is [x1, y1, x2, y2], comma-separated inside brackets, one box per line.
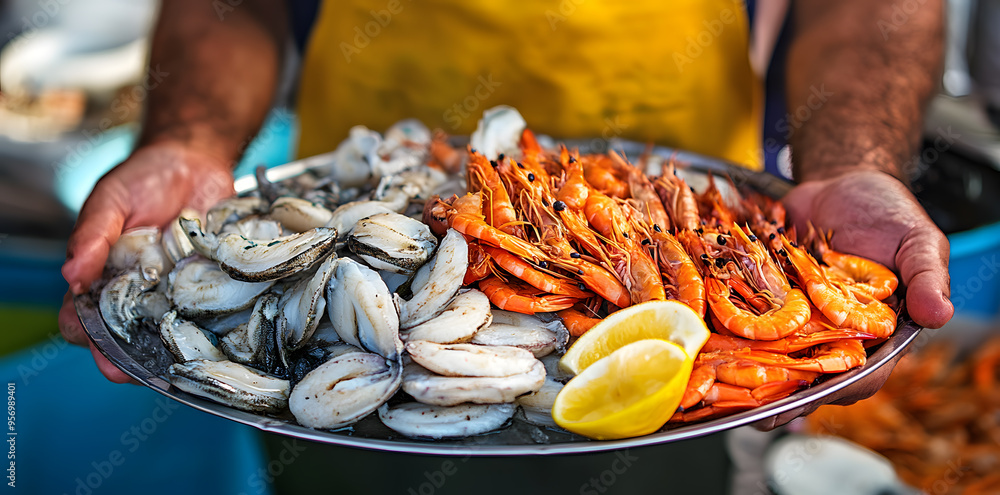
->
[701, 225, 811, 340]
[446, 193, 551, 263]
[653, 161, 700, 232]
[701, 329, 876, 354]
[478, 276, 579, 314]
[809, 227, 898, 300]
[466, 151, 525, 237]
[714, 339, 868, 373]
[654, 230, 706, 316]
[482, 245, 591, 298]
[556, 308, 603, 337]
[782, 236, 896, 338]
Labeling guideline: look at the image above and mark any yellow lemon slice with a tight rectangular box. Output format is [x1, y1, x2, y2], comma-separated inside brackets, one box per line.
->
[559, 300, 710, 375]
[552, 339, 692, 440]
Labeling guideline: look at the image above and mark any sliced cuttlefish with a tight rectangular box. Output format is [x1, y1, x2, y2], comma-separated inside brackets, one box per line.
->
[168, 359, 289, 414]
[402, 361, 545, 407]
[471, 310, 569, 358]
[326, 258, 402, 360]
[347, 212, 437, 275]
[396, 228, 468, 329]
[167, 257, 273, 319]
[289, 352, 402, 429]
[400, 289, 491, 344]
[269, 197, 334, 233]
[377, 402, 515, 439]
[405, 341, 538, 378]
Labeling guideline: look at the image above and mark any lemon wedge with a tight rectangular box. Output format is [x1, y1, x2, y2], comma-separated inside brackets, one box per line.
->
[552, 339, 692, 440]
[559, 300, 710, 375]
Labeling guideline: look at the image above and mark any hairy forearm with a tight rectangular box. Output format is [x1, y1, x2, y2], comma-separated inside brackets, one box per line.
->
[138, 0, 287, 165]
[788, 0, 944, 182]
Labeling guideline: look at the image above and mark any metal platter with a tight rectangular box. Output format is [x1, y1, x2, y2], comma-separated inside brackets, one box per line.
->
[79, 139, 922, 456]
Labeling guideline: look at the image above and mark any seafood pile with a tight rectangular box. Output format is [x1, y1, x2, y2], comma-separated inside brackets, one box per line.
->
[93, 105, 900, 441]
[805, 336, 1000, 494]
[94, 115, 570, 439]
[427, 108, 900, 424]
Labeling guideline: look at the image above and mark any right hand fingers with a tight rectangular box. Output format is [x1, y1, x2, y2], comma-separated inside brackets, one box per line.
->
[62, 179, 129, 295]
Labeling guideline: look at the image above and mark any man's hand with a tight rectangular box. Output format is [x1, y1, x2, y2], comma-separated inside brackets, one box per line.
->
[59, 142, 235, 382]
[783, 170, 953, 329]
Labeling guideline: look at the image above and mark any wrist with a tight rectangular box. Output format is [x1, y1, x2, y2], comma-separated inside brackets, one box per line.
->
[138, 123, 246, 170]
[793, 148, 908, 184]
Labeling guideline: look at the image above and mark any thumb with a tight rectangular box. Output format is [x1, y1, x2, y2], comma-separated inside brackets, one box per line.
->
[895, 222, 953, 329]
[62, 179, 129, 294]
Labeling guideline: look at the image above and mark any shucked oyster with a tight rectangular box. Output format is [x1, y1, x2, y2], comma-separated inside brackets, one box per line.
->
[347, 212, 437, 275]
[180, 217, 337, 282]
[168, 359, 289, 414]
[378, 402, 515, 439]
[167, 257, 273, 318]
[395, 228, 468, 329]
[100, 270, 155, 344]
[326, 258, 402, 360]
[289, 352, 401, 429]
[401, 361, 545, 407]
[159, 310, 227, 363]
[269, 197, 334, 233]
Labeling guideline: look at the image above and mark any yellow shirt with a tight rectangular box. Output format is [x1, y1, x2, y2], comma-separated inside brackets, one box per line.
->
[297, 0, 761, 170]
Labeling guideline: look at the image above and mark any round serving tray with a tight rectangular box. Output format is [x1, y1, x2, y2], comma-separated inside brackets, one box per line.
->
[79, 139, 921, 456]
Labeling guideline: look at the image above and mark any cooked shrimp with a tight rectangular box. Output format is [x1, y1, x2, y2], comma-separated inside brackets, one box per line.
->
[482, 245, 590, 298]
[478, 276, 579, 314]
[782, 236, 896, 338]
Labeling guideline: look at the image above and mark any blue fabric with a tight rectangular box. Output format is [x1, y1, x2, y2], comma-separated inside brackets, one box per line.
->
[0, 342, 272, 495]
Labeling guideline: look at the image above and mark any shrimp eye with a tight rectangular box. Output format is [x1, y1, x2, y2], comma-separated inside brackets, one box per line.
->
[653, 224, 662, 232]
[553, 201, 567, 212]
[777, 227, 786, 234]
[717, 236, 727, 246]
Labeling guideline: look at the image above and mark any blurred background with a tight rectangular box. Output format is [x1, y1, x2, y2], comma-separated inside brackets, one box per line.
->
[0, 0, 998, 494]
